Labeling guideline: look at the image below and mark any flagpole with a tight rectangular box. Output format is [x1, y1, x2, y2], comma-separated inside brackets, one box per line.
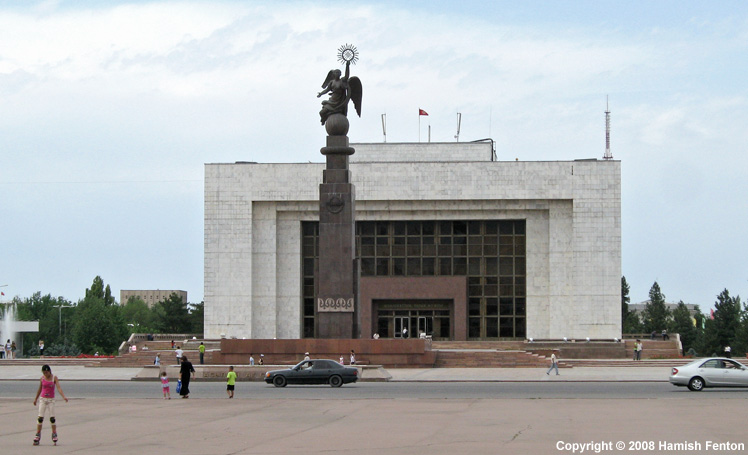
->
[418, 114, 421, 142]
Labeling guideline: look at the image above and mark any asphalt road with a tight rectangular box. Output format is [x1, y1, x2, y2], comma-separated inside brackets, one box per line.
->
[3, 380, 748, 400]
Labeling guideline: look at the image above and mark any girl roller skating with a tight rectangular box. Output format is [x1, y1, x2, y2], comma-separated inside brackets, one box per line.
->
[32, 365, 68, 445]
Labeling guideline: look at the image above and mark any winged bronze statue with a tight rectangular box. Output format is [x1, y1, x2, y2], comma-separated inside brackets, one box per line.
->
[317, 59, 362, 125]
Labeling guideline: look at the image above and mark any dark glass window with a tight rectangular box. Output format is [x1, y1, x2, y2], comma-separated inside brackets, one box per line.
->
[304, 220, 526, 340]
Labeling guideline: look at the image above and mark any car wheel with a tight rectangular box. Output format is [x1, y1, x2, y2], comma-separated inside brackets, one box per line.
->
[688, 376, 704, 392]
[329, 375, 343, 388]
[273, 375, 287, 388]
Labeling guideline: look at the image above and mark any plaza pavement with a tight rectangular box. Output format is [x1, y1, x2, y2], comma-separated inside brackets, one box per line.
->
[5, 362, 746, 455]
[2, 383, 745, 455]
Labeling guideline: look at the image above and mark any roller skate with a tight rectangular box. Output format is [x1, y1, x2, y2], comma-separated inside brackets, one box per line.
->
[33, 433, 41, 445]
[52, 432, 58, 445]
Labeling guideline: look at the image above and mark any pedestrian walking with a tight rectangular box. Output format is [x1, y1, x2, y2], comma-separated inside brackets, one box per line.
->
[32, 365, 68, 446]
[249, 354, 255, 366]
[199, 342, 206, 365]
[725, 346, 732, 358]
[160, 371, 171, 399]
[38, 340, 45, 357]
[179, 355, 195, 399]
[175, 346, 183, 365]
[226, 366, 237, 398]
[546, 352, 559, 375]
[350, 350, 356, 365]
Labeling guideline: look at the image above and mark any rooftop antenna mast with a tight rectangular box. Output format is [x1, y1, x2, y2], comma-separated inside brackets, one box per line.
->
[603, 96, 613, 160]
[381, 113, 387, 143]
[454, 112, 462, 142]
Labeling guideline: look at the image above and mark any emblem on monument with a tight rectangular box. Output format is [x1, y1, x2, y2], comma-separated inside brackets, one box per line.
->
[325, 195, 345, 214]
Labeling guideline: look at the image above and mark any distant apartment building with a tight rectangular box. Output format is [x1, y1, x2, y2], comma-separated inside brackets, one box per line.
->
[629, 301, 701, 318]
[120, 290, 188, 308]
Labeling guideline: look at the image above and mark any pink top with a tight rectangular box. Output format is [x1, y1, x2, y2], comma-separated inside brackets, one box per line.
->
[161, 376, 169, 388]
[41, 377, 55, 398]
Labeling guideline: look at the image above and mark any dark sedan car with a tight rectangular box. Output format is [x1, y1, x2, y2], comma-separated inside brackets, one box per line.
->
[265, 359, 359, 387]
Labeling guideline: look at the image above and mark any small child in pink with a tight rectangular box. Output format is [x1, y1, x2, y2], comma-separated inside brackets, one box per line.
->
[161, 371, 171, 399]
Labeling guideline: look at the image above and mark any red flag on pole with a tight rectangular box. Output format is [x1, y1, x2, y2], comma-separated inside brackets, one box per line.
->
[1, 292, 4, 296]
[419, 109, 429, 116]
[710, 308, 715, 320]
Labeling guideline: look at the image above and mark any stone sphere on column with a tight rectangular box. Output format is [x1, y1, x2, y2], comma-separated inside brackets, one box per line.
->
[325, 114, 350, 136]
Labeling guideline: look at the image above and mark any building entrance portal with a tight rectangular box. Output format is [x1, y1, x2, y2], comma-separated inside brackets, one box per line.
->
[375, 299, 452, 340]
[394, 316, 408, 338]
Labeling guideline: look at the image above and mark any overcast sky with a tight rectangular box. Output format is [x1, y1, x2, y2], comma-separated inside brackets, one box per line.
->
[1, 1, 747, 311]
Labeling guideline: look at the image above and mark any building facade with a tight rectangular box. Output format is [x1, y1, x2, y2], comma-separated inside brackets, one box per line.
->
[204, 142, 621, 340]
[120, 290, 188, 309]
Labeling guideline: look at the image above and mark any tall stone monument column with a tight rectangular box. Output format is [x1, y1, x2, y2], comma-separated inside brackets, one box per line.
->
[315, 44, 363, 339]
[316, 115, 357, 338]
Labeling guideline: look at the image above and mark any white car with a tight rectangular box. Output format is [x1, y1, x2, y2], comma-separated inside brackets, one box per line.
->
[669, 357, 748, 391]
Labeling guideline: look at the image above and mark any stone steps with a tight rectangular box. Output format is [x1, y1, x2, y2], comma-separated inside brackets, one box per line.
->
[97, 350, 218, 367]
[0, 358, 101, 367]
[562, 359, 691, 368]
[434, 350, 560, 368]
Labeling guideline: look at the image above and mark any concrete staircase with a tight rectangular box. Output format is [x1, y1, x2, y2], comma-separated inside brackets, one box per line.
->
[434, 349, 564, 368]
[0, 358, 101, 367]
[97, 349, 218, 367]
[623, 339, 681, 359]
[561, 358, 691, 368]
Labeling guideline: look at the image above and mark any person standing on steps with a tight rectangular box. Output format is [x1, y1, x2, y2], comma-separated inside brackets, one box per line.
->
[199, 342, 206, 365]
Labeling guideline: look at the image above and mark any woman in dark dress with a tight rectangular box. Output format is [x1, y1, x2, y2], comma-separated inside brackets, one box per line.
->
[179, 355, 195, 398]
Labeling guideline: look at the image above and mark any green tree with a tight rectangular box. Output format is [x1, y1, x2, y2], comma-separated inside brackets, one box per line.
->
[72, 296, 127, 354]
[670, 301, 697, 355]
[72, 276, 127, 354]
[85, 276, 115, 305]
[623, 309, 644, 334]
[121, 297, 158, 334]
[154, 292, 191, 333]
[642, 281, 670, 333]
[712, 289, 741, 353]
[694, 317, 720, 357]
[189, 301, 204, 335]
[733, 301, 748, 357]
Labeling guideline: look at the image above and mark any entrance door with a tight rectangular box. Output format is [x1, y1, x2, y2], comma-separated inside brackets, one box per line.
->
[417, 316, 433, 337]
[394, 316, 409, 338]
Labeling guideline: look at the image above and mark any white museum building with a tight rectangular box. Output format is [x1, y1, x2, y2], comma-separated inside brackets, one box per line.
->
[204, 141, 621, 341]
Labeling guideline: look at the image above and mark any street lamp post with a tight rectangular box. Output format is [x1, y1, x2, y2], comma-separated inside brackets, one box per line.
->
[55, 305, 73, 338]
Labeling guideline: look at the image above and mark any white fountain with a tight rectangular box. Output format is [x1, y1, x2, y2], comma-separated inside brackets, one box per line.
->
[0, 301, 39, 358]
[1, 303, 18, 348]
